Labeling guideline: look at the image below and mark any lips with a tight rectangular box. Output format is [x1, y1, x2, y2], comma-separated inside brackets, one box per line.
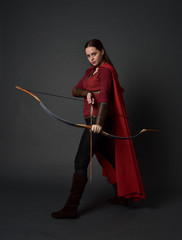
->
[92, 61, 96, 64]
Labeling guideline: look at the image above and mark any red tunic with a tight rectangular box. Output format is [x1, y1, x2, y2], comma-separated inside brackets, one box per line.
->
[72, 67, 113, 118]
[73, 63, 146, 202]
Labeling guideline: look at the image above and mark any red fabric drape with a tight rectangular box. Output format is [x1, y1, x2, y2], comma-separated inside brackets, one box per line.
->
[94, 63, 146, 202]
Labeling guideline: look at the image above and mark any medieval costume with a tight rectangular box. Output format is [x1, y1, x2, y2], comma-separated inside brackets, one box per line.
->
[51, 62, 145, 219]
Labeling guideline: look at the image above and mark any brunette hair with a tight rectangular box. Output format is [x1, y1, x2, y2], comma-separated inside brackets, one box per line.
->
[84, 39, 114, 68]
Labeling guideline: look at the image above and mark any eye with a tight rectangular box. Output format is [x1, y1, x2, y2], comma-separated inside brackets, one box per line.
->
[93, 52, 97, 56]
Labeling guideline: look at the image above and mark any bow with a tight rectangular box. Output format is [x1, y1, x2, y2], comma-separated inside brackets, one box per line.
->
[16, 86, 159, 139]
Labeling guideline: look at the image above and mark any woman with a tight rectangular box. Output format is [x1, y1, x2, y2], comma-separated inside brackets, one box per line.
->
[51, 39, 146, 219]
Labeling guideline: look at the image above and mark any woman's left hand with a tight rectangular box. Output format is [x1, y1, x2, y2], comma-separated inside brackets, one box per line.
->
[91, 124, 102, 133]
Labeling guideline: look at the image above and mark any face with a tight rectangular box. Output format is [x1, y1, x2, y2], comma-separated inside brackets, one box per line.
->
[85, 47, 105, 67]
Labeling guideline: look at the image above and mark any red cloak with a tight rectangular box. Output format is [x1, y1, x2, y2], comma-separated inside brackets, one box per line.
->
[94, 63, 146, 202]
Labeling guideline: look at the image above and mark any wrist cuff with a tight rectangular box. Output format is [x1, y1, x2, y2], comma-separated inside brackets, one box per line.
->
[96, 103, 108, 126]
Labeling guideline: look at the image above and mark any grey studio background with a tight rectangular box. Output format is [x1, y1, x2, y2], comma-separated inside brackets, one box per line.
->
[1, 0, 182, 240]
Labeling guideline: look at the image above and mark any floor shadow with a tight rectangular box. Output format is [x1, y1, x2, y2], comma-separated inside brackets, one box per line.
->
[128, 189, 171, 210]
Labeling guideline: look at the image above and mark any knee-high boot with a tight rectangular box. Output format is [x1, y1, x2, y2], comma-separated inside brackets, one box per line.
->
[108, 183, 128, 206]
[51, 173, 88, 219]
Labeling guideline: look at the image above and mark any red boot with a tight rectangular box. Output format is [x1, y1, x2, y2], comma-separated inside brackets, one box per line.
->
[51, 173, 88, 219]
[108, 183, 128, 206]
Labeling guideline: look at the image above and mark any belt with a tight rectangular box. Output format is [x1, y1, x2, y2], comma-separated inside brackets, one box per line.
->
[92, 91, 100, 94]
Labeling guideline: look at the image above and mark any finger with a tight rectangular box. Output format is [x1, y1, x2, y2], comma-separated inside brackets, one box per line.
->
[92, 125, 96, 133]
[97, 126, 102, 133]
[91, 125, 95, 132]
[87, 93, 91, 103]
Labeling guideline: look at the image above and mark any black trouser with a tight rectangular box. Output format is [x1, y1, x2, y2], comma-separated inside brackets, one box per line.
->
[74, 117, 115, 177]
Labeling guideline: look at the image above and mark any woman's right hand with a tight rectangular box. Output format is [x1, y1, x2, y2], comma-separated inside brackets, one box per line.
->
[87, 92, 94, 105]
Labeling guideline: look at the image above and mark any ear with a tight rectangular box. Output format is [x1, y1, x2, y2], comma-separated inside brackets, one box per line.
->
[101, 49, 104, 55]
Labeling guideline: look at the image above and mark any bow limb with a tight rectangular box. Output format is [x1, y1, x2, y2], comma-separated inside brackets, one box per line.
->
[16, 86, 41, 102]
[16, 85, 85, 128]
[101, 128, 159, 140]
[16, 86, 159, 139]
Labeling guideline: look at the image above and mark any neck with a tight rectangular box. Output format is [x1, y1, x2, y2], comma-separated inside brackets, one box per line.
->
[97, 60, 105, 68]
